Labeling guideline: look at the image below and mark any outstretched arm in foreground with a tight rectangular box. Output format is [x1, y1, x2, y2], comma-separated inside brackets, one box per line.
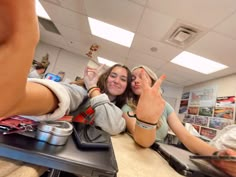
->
[0, 1, 58, 118]
[168, 112, 236, 177]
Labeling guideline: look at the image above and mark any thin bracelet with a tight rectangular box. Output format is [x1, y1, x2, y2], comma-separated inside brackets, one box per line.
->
[87, 86, 98, 93]
[136, 119, 157, 130]
[136, 116, 158, 126]
[88, 87, 101, 97]
[127, 112, 158, 125]
[127, 112, 158, 129]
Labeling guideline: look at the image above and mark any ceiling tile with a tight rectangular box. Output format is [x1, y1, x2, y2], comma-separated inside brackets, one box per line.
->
[137, 8, 176, 41]
[147, 0, 236, 28]
[126, 49, 167, 69]
[214, 12, 236, 40]
[84, 0, 144, 32]
[187, 31, 236, 67]
[63, 39, 90, 57]
[41, 1, 90, 32]
[55, 23, 94, 44]
[132, 34, 182, 61]
[40, 30, 66, 46]
[92, 37, 130, 64]
[42, 0, 87, 14]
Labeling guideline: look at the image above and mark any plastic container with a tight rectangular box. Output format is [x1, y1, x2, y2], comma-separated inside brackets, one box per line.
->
[36, 121, 73, 145]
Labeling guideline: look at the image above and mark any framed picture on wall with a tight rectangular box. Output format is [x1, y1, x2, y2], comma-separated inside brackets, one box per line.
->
[200, 127, 217, 139]
[194, 116, 209, 126]
[214, 107, 234, 119]
[209, 117, 232, 130]
[216, 96, 235, 107]
[179, 100, 188, 114]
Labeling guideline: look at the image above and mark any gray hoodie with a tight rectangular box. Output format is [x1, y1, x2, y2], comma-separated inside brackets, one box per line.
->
[22, 78, 126, 135]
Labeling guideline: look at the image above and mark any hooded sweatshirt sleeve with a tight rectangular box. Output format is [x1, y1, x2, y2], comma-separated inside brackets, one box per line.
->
[21, 79, 87, 121]
[90, 93, 126, 135]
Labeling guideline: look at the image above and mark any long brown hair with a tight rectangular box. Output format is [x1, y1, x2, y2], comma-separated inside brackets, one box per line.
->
[97, 64, 132, 108]
[71, 64, 132, 108]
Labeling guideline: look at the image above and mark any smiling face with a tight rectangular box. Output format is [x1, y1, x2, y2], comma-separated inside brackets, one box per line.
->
[106, 66, 128, 98]
[131, 68, 152, 96]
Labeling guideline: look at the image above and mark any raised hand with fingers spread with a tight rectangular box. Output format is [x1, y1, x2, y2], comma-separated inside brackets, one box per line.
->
[135, 70, 166, 124]
[83, 64, 104, 90]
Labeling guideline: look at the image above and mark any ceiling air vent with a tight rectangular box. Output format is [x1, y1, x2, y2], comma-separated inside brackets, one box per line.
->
[167, 26, 197, 48]
[163, 22, 205, 49]
[38, 17, 61, 35]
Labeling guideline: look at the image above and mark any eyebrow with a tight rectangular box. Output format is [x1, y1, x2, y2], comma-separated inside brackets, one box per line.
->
[111, 72, 127, 78]
[120, 76, 128, 80]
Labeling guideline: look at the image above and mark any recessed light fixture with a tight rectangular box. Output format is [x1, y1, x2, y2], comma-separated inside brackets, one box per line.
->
[97, 57, 117, 67]
[88, 17, 134, 48]
[171, 51, 228, 74]
[36, 0, 51, 20]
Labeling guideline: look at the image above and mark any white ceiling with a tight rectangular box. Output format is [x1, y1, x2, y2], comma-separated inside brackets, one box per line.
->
[39, 0, 236, 87]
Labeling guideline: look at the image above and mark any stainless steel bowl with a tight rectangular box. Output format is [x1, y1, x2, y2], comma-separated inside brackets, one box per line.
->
[36, 121, 73, 145]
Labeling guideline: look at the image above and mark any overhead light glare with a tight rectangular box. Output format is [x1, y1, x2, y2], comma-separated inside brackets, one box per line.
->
[88, 17, 134, 47]
[97, 57, 117, 67]
[171, 51, 228, 74]
[36, 0, 51, 20]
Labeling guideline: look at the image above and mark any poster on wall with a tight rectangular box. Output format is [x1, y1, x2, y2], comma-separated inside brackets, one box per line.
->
[194, 116, 209, 126]
[209, 117, 232, 130]
[214, 107, 234, 119]
[188, 107, 199, 115]
[181, 92, 190, 100]
[192, 124, 200, 132]
[216, 96, 235, 107]
[179, 100, 188, 114]
[200, 127, 217, 139]
[183, 114, 195, 124]
[199, 107, 213, 116]
[189, 87, 217, 107]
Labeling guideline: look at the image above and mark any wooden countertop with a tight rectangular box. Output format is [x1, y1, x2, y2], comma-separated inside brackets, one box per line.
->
[111, 133, 184, 177]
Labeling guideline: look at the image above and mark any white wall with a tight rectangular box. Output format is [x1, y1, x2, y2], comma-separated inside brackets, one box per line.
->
[183, 74, 236, 97]
[34, 41, 89, 82]
[162, 74, 236, 118]
[162, 85, 183, 113]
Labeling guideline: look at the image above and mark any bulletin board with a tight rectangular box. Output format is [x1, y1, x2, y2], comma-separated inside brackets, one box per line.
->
[179, 87, 235, 140]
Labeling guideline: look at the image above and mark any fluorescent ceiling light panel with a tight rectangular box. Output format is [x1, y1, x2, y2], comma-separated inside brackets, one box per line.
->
[97, 57, 117, 67]
[171, 51, 228, 74]
[88, 17, 134, 47]
[36, 0, 51, 20]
